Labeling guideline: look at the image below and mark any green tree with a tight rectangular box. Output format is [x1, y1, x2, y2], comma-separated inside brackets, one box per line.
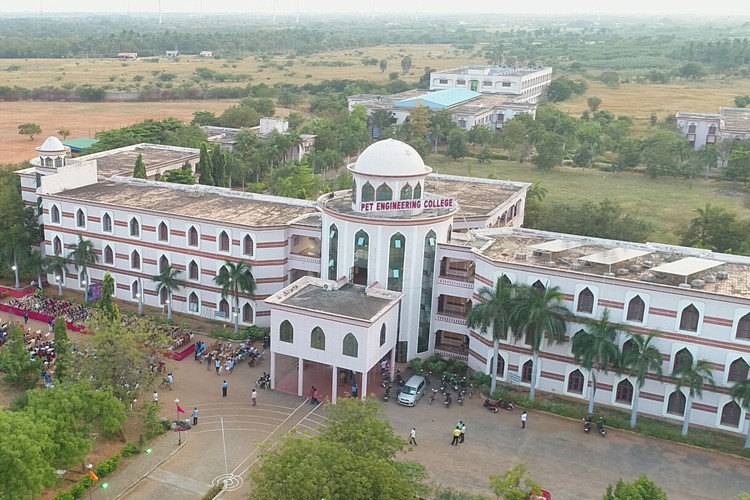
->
[486, 42, 505, 66]
[152, 265, 185, 321]
[510, 285, 572, 401]
[57, 127, 71, 140]
[18, 123, 41, 141]
[603, 475, 667, 500]
[735, 95, 750, 108]
[211, 144, 228, 187]
[379, 59, 388, 72]
[2, 223, 31, 289]
[673, 359, 716, 436]
[0, 410, 56, 500]
[613, 139, 642, 171]
[163, 168, 196, 184]
[133, 152, 147, 179]
[219, 105, 261, 128]
[572, 142, 596, 169]
[587, 96, 603, 112]
[467, 278, 517, 394]
[599, 71, 621, 87]
[399, 106, 430, 158]
[164, 124, 208, 149]
[214, 260, 256, 334]
[620, 332, 663, 428]
[678, 62, 707, 80]
[446, 129, 469, 159]
[571, 309, 622, 415]
[498, 114, 535, 163]
[0, 324, 42, 388]
[731, 379, 750, 448]
[489, 463, 542, 500]
[533, 132, 565, 169]
[677, 203, 747, 253]
[429, 110, 456, 153]
[24, 249, 45, 290]
[545, 78, 575, 102]
[45, 255, 69, 297]
[191, 110, 220, 126]
[98, 272, 120, 324]
[270, 162, 320, 199]
[197, 142, 215, 185]
[370, 109, 395, 136]
[723, 149, 750, 182]
[53, 317, 71, 382]
[400, 55, 413, 75]
[240, 97, 275, 117]
[67, 234, 98, 302]
[467, 124, 493, 150]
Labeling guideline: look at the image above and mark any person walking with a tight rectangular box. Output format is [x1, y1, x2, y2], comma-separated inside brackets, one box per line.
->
[312, 388, 320, 405]
[222, 380, 228, 397]
[206, 353, 212, 371]
[192, 407, 199, 426]
[460, 422, 466, 443]
[409, 427, 417, 446]
[451, 426, 461, 446]
[251, 388, 257, 406]
[215, 358, 221, 375]
[310, 386, 316, 404]
[351, 383, 358, 399]
[23, 311, 29, 324]
[521, 411, 527, 429]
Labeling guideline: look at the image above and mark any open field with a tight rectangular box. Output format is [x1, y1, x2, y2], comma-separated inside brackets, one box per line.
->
[428, 155, 750, 243]
[0, 44, 482, 91]
[559, 80, 750, 134]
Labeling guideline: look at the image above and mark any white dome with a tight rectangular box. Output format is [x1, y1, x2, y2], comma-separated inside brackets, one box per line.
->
[36, 136, 66, 153]
[349, 139, 431, 177]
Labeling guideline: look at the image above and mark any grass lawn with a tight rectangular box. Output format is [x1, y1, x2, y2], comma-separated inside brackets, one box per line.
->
[427, 154, 750, 244]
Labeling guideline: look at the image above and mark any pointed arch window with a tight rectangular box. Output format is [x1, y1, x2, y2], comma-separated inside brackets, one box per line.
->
[353, 229, 369, 286]
[189, 292, 199, 312]
[129, 217, 140, 237]
[615, 379, 633, 405]
[159, 255, 169, 274]
[219, 299, 230, 317]
[627, 295, 645, 322]
[342, 333, 358, 358]
[708, 124, 717, 135]
[413, 182, 422, 199]
[311, 327, 326, 350]
[159, 286, 169, 305]
[494, 355, 506, 378]
[679, 304, 700, 332]
[400, 183, 413, 200]
[243, 235, 254, 257]
[376, 183, 393, 201]
[531, 280, 546, 294]
[131, 280, 140, 300]
[104, 245, 114, 265]
[667, 390, 686, 416]
[721, 401, 741, 428]
[53, 236, 62, 256]
[280, 320, 294, 343]
[243, 303, 253, 323]
[327, 224, 338, 280]
[736, 313, 750, 340]
[576, 287, 594, 313]
[51, 205, 60, 224]
[130, 250, 141, 270]
[361, 182, 375, 202]
[728, 358, 749, 383]
[521, 360, 533, 383]
[379, 324, 386, 347]
[102, 213, 112, 232]
[158, 222, 169, 242]
[76, 209, 86, 228]
[417, 230, 437, 353]
[387, 232, 406, 292]
[219, 231, 230, 252]
[567, 369, 585, 394]
[188, 226, 198, 247]
[673, 348, 693, 372]
[188, 260, 199, 280]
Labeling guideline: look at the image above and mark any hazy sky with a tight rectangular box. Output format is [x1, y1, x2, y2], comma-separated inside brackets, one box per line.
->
[3, 0, 750, 16]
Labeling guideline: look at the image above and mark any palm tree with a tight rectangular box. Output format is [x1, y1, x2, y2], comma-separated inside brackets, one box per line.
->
[509, 284, 572, 401]
[44, 255, 69, 297]
[1, 224, 30, 289]
[152, 265, 185, 321]
[26, 250, 47, 291]
[730, 379, 750, 448]
[467, 278, 517, 394]
[621, 332, 664, 428]
[67, 234, 98, 301]
[213, 260, 256, 334]
[571, 309, 622, 415]
[673, 359, 716, 437]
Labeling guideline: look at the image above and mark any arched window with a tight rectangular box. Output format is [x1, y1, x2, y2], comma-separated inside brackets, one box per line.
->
[531, 280, 546, 294]
[622, 339, 636, 354]
[736, 313, 750, 340]
[400, 183, 413, 200]
[615, 379, 633, 405]
[76, 209, 86, 228]
[130, 250, 141, 269]
[361, 182, 375, 202]
[728, 358, 749, 383]
[54, 157, 62, 168]
[417, 230, 437, 353]
[673, 348, 693, 372]
[576, 287, 594, 313]
[243, 303, 253, 323]
[280, 320, 294, 343]
[243, 235, 254, 257]
[159, 255, 169, 274]
[131, 280, 139, 300]
[189, 292, 199, 312]
[379, 324, 386, 347]
[158, 222, 169, 242]
[219, 299, 230, 317]
[627, 295, 645, 322]
[219, 231, 230, 252]
[567, 369, 585, 394]
[376, 183, 393, 201]
[189, 260, 199, 280]
[159, 286, 169, 305]
[311, 327, 326, 350]
[353, 229, 369, 286]
[188, 226, 198, 246]
[44, 157, 52, 167]
[327, 224, 338, 280]
[499, 275, 512, 286]
[413, 182, 422, 199]
[679, 304, 700, 332]
[387, 232, 406, 292]
[708, 124, 717, 135]
[102, 213, 112, 232]
[688, 123, 696, 134]
[53, 236, 62, 256]
[342, 333, 358, 357]
[51, 205, 60, 223]
[104, 245, 114, 265]
[667, 390, 686, 416]
[721, 401, 741, 428]
[494, 356, 506, 378]
[129, 217, 140, 237]
[521, 360, 533, 383]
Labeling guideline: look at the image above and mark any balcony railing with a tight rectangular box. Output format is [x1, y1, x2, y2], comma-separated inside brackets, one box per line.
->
[434, 346, 469, 361]
[435, 313, 468, 326]
[288, 253, 321, 264]
[438, 277, 474, 289]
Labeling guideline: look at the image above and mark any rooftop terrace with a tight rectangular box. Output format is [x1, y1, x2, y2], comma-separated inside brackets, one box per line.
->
[79, 144, 198, 181]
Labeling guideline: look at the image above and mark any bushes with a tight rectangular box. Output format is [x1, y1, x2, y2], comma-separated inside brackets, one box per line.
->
[421, 354, 468, 378]
[54, 455, 121, 500]
[202, 483, 224, 499]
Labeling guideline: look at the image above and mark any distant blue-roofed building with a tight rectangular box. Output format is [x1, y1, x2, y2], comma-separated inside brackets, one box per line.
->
[394, 89, 481, 110]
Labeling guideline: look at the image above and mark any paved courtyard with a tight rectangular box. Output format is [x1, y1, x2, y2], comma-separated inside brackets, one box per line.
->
[96, 338, 750, 499]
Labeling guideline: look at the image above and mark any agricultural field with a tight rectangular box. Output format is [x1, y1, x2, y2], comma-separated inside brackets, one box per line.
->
[427, 155, 750, 243]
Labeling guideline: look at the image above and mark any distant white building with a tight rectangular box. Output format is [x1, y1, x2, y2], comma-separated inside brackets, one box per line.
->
[165, 50, 179, 59]
[202, 118, 316, 161]
[199, 51, 213, 57]
[676, 107, 750, 151]
[117, 52, 138, 61]
[429, 66, 553, 104]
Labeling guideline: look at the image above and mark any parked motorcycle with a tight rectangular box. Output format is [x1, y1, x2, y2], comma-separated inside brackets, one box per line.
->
[597, 417, 607, 437]
[444, 392, 452, 408]
[583, 415, 592, 433]
[429, 388, 439, 405]
[383, 384, 391, 402]
[483, 398, 500, 413]
[457, 390, 465, 406]
[497, 399, 515, 411]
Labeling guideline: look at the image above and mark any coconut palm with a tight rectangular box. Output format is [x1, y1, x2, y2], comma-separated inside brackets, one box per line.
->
[26, 250, 46, 291]
[571, 309, 623, 415]
[152, 265, 185, 321]
[509, 284, 572, 401]
[621, 332, 664, 428]
[214, 260, 256, 334]
[67, 234, 98, 301]
[730, 379, 750, 448]
[44, 255, 69, 297]
[673, 359, 716, 437]
[467, 277, 517, 394]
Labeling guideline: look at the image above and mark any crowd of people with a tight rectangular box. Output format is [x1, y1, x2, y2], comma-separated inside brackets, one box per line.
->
[194, 339, 265, 376]
[7, 295, 88, 325]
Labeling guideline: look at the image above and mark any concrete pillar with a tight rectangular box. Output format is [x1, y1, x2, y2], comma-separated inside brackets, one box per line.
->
[389, 347, 397, 381]
[361, 367, 368, 400]
[270, 351, 276, 390]
[297, 357, 304, 397]
[331, 364, 338, 405]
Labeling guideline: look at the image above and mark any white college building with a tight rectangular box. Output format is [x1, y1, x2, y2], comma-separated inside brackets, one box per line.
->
[429, 66, 553, 103]
[16, 137, 750, 434]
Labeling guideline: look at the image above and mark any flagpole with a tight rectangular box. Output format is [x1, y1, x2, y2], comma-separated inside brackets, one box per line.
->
[221, 417, 228, 485]
[175, 398, 181, 445]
